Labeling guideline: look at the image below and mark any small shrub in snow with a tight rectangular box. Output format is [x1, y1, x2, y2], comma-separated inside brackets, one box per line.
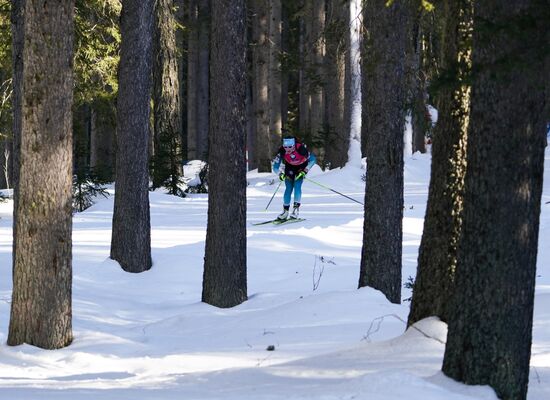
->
[72, 169, 110, 212]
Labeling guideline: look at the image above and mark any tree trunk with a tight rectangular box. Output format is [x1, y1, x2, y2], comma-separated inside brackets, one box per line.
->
[323, 0, 349, 169]
[8, 0, 74, 349]
[196, 0, 210, 161]
[186, 0, 210, 161]
[358, 0, 408, 304]
[309, 0, 324, 147]
[298, 2, 309, 137]
[202, 0, 247, 308]
[268, 0, 282, 156]
[299, 0, 324, 150]
[410, 9, 427, 154]
[442, 2, 548, 399]
[407, 0, 471, 327]
[0, 68, 13, 189]
[110, 0, 153, 273]
[186, 0, 198, 160]
[152, 0, 182, 189]
[280, 1, 290, 130]
[251, 0, 271, 172]
[347, 0, 362, 166]
[11, 0, 23, 193]
[89, 106, 98, 171]
[73, 104, 91, 173]
[0, 139, 13, 189]
[252, 0, 282, 172]
[89, 100, 116, 181]
[245, 9, 256, 171]
[175, 0, 187, 158]
[246, 75, 256, 171]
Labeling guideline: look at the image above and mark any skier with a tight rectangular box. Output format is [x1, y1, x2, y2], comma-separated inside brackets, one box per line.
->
[272, 136, 317, 220]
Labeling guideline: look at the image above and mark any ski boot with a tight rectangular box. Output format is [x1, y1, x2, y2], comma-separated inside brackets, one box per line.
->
[277, 206, 290, 220]
[290, 202, 300, 219]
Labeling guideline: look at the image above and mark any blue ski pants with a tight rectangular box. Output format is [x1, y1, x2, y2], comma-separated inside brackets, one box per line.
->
[283, 177, 303, 206]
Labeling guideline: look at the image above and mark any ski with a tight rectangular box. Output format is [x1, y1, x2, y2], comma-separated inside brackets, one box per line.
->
[252, 218, 306, 226]
[252, 219, 279, 226]
[272, 218, 306, 226]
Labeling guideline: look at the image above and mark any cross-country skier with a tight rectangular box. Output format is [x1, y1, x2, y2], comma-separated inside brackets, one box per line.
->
[272, 137, 317, 220]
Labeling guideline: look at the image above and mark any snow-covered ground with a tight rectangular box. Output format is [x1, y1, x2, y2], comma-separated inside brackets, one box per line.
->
[0, 148, 548, 400]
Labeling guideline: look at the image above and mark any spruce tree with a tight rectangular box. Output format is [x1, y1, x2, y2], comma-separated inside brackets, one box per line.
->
[152, 0, 183, 194]
[8, 0, 75, 349]
[323, 0, 349, 168]
[442, 1, 548, 398]
[110, 0, 154, 273]
[358, 0, 410, 304]
[202, 0, 247, 308]
[407, 0, 472, 326]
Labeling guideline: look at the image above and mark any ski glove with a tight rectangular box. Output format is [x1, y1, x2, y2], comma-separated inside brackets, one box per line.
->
[279, 172, 286, 181]
[296, 170, 307, 180]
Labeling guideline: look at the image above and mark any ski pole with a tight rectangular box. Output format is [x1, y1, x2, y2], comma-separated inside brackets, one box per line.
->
[265, 180, 282, 210]
[304, 177, 364, 206]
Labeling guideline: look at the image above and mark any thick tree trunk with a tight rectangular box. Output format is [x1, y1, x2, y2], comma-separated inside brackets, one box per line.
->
[110, 0, 153, 273]
[358, 0, 408, 304]
[442, 2, 548, 399]
[202, 0, 247, 308]
[8, 0, 74, 349]
[407, 0, 471, 327]
[323, 0, 349, 168]
[152, 0, 182, 189]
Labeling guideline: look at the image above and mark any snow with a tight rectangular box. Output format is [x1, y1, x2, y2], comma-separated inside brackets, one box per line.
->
[404, 115, 413, 156]
[0, 147, 548, 400]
